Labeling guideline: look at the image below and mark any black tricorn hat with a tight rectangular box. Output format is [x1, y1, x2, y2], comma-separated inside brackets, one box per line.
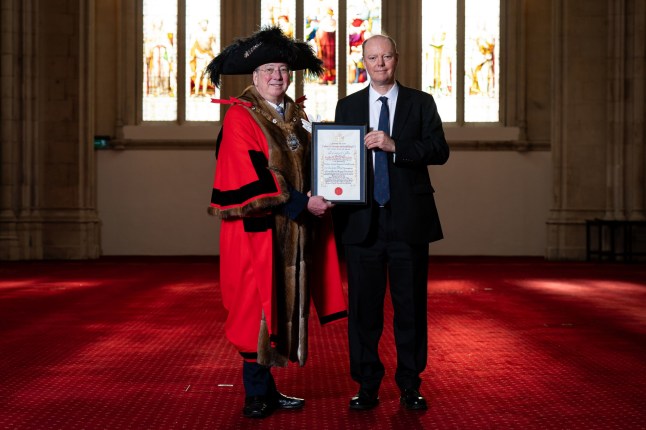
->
[205, 26, 324, 88]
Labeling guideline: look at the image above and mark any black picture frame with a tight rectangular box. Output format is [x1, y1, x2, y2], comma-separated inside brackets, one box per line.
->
[311, 123, 367, 204]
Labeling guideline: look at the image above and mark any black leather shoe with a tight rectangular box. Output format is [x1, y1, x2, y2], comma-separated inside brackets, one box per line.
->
[243, 396, 274, 419]
[349, 390, 379, 410]
[400, 389, 428, 410]
[274, 392, 305, 409]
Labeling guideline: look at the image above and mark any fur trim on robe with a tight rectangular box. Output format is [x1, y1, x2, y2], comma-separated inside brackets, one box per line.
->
[210, 86, 345, 367]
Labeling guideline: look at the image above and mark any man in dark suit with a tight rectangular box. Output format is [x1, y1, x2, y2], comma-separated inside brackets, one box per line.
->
[333, 34, 449, 411]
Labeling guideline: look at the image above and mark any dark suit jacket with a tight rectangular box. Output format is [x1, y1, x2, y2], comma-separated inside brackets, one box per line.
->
[333, 82, 449, 245]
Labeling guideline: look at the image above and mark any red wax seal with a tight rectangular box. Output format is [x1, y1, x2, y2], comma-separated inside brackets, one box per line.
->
[335, 187, 343, 195]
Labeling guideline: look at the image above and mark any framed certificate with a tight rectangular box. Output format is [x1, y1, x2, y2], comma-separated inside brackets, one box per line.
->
[311, 123, 367, 203]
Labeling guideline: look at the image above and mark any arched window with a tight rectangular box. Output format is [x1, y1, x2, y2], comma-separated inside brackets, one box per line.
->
[422, 0, 500, 124]
[142, 0, 221, 122]
[260, 0, 382, 121]
[130, 0, 511, 147]
[260, 1, 297, 101]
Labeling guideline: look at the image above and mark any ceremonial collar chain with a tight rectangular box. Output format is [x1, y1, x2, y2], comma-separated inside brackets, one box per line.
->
[251, 103, 301, 151]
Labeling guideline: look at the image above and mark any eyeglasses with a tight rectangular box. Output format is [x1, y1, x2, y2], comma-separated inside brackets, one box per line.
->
[257, 66, 290, 76]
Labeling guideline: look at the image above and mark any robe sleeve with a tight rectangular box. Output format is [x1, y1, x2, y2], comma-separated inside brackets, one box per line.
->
[209, 105, 290, 218]
[310, 215, 348, 324]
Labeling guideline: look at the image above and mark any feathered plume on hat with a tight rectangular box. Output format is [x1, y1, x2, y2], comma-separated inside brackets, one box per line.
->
[205, 26, 324, 88]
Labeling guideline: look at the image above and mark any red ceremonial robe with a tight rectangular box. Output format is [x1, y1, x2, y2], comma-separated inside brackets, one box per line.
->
[210, 86, 346, 367]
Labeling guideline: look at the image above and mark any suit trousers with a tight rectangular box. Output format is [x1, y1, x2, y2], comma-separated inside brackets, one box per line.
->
[345, 206, 429, 393]
[242, 361, 276, 397]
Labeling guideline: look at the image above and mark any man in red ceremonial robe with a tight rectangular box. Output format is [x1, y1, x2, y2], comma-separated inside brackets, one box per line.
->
[205, 26, 347, 419]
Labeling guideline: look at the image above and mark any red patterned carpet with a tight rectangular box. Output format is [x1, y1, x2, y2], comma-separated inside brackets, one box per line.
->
[0, 257, 644, 429]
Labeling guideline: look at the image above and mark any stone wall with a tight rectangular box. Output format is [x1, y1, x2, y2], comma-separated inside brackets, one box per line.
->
[2, 0, 644, 260]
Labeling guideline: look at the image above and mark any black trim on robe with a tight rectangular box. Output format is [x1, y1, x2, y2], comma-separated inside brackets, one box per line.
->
[242, 216, 273, 232]
[211, 150, 279, 207]
[319, 310, 348, 325]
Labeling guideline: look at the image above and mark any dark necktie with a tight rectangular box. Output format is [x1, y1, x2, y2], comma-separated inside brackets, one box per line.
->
[374, 96, 390, 205]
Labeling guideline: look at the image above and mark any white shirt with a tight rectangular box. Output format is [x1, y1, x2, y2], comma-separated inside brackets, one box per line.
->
[369, 84, 399, 134]
[265, 100, 285, 116]
[368, 83, 399, 165]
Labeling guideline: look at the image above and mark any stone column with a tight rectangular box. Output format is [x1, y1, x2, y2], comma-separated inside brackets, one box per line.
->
[547, 0, 646, 259]
[0, 0, 20, 259]
[623, 0, 645, 221]
[1, 0, 101, 260]
[1, 0, 44, 260]
[547, 0, 609, 259]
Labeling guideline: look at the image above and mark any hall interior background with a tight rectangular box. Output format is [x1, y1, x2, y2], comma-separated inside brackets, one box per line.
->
[1, 0, 644, 261]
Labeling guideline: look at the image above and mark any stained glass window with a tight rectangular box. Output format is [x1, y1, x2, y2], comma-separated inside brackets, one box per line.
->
[421, 1, 456, 122]
[422, 0, 500, 123]
[464, 0, 499, 122]
[139, 1, 502, 127]
[258, 0, 381, 121]
[303, 0, 339, 122]
[346, 0, 381, 96]
[186, 0, 221, 121]
[142, 0, 220, 122]
[260, 0, 296, 100]
[143, 0, 177, 121]
[261, 1, 296, 38]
